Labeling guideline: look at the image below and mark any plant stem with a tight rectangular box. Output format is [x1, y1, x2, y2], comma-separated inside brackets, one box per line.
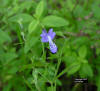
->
[54, 38, 67, 91]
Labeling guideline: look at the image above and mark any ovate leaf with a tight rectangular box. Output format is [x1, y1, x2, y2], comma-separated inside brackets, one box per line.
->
[24, 35, 38, 53]
[57, 62, 81, 77]
[28, 19, 39, 34]
[78, 45, 87, 58]
[0, 30, 11, 45]
[9, 13, 33, 23]
[35, 0, 46, 19]
[67, 62, 81, 75]
[42, 15, 69, 27]
[19, 1, 34, 11]
[79, 63, 93, 77]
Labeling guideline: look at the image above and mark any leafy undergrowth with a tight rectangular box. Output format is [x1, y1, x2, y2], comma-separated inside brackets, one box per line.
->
[0, 0, 100, 91]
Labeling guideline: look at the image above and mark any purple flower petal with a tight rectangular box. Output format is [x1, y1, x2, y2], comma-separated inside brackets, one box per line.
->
[49, 42, 57, 53]
[40, 29, 49, 42]
[40, 29, 47, 37]
[48, 28, 56, 40]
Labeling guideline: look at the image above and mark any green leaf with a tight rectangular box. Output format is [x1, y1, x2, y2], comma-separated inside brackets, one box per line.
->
[67, 62, 81, 75]
[0, 30, 11, 45]
[66, 0, 74, 11]
[24, 35, 38, 53]
[28, 19, 39, 34]
[96, 76, 100, 91]
[47, 86, 55, 91]
[3, 83, 12, 91]
[4, 52, 17, 62]
[56, 31, 64, 37]
[74, 5, 90, 18]
[42, 15, 69, 27]
[78, 46, 87, 58]
[79, 63, 93, 77]
[1, 49, 17, 65]
[96, 48, 100, 55]
[77, 57, 88, 64]
[97, 82, 100, 91]
[8, 13, 33, 23]
[35, 0, 45, 19]
[20, 62, 47, 71]
[8, 66, 18, 74]
[72, 37, 89, 45]
[56, 79, 62, 86]
[92, 1, 100, 19]
[19, 1, 34, 11]
[57, 62, 80, 78]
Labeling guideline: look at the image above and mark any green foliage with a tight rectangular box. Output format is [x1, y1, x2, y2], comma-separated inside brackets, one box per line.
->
[24, 35, 39, 53]
[8, 13, 33, 23]
[42, 15, 69, 27]
[28, 19, 39, 34]
[78, 45, 87, 58]
[96, 76, 100, 91]
[67, 62, 81, 75]
[79, 62, 93, 78]
[92, 0, 100, 19]
[0, 0, 100, 91]
[35, 0, 46, 19]
[0, 30, 11, 45]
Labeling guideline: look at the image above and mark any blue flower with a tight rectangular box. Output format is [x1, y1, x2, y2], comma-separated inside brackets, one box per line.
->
[40, 28, 57, 53]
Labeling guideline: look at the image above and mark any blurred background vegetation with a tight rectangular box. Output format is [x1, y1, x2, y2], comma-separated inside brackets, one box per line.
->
[0, 0, 100, 91]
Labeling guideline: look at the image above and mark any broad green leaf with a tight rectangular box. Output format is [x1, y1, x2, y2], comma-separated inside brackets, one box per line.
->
[19, 1, 34, 11]
[42, 15, 69, 27]
[78, 57, 88, 64]
[24, 35, 38, 53]
[78, 45, 87, 58]
[63, 56, 77, 66]
[79, 63, 93, 77]
[72, 37, 89, 45]
[56, 79, 62, 86]
[3, 52, 17, 62]
[8, 13, 33, 23]
[0, 30, 11, 45]
[67, 62, 81, 75]
[20, 62, 47, 71]
[57, 62, 80, 78]
[35, 0, 45, 19]
[28, 19, 39, 34]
